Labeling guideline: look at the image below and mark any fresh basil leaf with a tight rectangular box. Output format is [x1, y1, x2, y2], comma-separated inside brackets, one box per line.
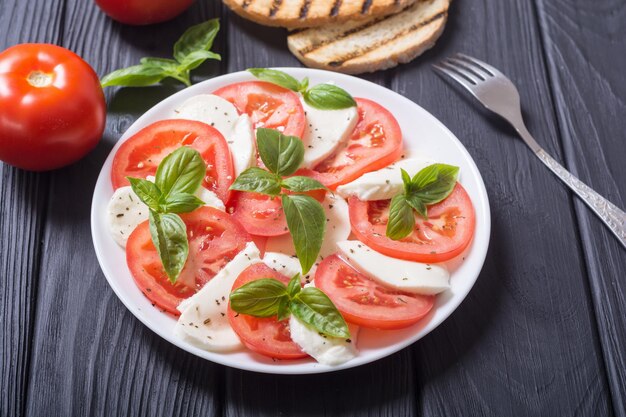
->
[160, 193, 205, 214]
[229, 278, 289, 317]
[277, 296, 291, 321]
[173, 18, 220, 64]
[411, 164, 459, 205]
[405, 193, 427, 218]
[386, 194, 415, 240]
[100, 65, 170, 88]
[282, 194, 326, 275]
[280, 176, 327, 193]
[149, 211, 188, 283]
[298, 77, 309, 93]
[229, 167, 281, 196]
[127, 177, 162, 212]
[401, 168, 413, 193]
[247, 68, 300, 92]
[256, 128, 304, 176]
[302, 84, 356, 110]
[140, 57, 180, 71]
[287, 274, 301, 298]
[291, 288, 350, 338]
[179, 50, 221, 71]
[155, 147, 206, 199]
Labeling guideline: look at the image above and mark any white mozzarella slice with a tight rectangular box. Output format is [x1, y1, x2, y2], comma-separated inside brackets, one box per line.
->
[336, 158, 435, 201]
[229, 115, 256, 176]
[265, 193, 351, 272]
[301, 99, 358, 169]
[174, 94, 240, 135]
[262, 252, 316, 283]
[107, 186, 149, 247]
[289, 288, 359, 367]
[174, 94, 256, 176]
[196, 188, 226, 211]
[336, 241, 449, 295]
[174, 242, 261, 352]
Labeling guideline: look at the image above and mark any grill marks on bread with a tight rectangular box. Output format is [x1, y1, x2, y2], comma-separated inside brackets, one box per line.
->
[288, 0, 450, 74]
[223, 0, 417, 29]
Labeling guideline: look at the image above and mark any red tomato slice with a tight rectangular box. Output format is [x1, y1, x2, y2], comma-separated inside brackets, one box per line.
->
[313, 98, 404, 190]
[228, 264, 308, 360]
[126, 207, 252, 316]
[111, 119, 234, 202]
[349, 183, 476, 263]
[230, 192, 288, 237]
[213, 81, 306, 137]
[228, 169, 326, 237]
[315, 255, 434, 330]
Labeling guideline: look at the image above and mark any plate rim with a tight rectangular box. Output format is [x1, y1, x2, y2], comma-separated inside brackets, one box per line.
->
[91, 67, 491, 375]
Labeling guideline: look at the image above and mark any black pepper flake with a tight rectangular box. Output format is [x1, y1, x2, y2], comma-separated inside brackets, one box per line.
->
[204, 318, 211, 324]
[221, 312, 225, 317]
[329, 204, 334, 209]
[346, 339, 352, 343]
[116, 213, 124, 218]
[350, 249, 355, 254]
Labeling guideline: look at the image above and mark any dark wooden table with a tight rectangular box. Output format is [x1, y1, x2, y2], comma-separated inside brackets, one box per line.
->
[2, 0, 625, 416]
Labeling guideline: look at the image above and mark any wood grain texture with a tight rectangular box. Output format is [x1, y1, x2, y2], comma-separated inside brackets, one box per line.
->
[0, 1, 64, 416]
[534, 1, 626, 415]
[0, 0, 623, 415]
[21, 1, 225, 416]
[388, 0, 614, 414]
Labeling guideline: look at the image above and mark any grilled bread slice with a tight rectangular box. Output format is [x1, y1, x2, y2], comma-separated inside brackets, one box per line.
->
[222, 0, 418, 29]
[287, 0, 450, 74]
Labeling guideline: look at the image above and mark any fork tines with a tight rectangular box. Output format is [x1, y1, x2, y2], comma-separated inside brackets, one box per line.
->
[433, 53, 500, 86]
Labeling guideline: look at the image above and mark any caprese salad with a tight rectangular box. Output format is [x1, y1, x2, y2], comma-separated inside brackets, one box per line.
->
[106, 69, 476, 366]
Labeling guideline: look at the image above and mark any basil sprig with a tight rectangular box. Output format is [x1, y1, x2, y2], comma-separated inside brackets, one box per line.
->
[230, 128, 327, 274]
[128, 147, 207, 282]
[247, 68, 356, 110]
[101, 19, 221, 88]
[386, 164, 460, 241]
[230, 275, 350, 338]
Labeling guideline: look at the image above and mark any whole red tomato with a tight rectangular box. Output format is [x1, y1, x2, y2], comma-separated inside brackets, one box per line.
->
[95, 0, 194, 25]
[0, 44, 106, 171]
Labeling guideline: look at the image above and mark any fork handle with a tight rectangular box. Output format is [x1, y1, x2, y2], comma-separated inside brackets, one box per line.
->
[516, 124, 626, 249]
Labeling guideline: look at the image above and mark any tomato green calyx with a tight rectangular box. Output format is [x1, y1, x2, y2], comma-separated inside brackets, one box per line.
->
[27, 71, 53, 88]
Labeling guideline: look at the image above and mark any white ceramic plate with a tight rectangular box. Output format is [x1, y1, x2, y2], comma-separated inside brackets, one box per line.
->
[91, 68, 490, 374]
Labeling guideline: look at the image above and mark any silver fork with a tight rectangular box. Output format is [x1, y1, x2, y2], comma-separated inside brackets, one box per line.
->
[434, 53, 626, 249]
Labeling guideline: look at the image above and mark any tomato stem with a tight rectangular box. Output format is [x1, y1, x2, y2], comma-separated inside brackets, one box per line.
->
[27, 71, 53, 87]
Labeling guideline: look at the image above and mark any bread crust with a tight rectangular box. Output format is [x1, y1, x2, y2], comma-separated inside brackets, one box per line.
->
[287, 0, 450, 74]
[223, 0, 418, 29]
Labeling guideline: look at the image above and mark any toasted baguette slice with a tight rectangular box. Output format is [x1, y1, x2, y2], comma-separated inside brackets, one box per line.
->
[288, 0, 450, 74]
[222, 0, 417, 29]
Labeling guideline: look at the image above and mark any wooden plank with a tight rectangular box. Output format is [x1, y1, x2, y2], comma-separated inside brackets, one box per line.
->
[222, 12, 419, 417]
[22, 1, 226, 416]
[534, 0, 626, 415]
[0, 1, 65, 416]
[388, 0, 614, 415]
